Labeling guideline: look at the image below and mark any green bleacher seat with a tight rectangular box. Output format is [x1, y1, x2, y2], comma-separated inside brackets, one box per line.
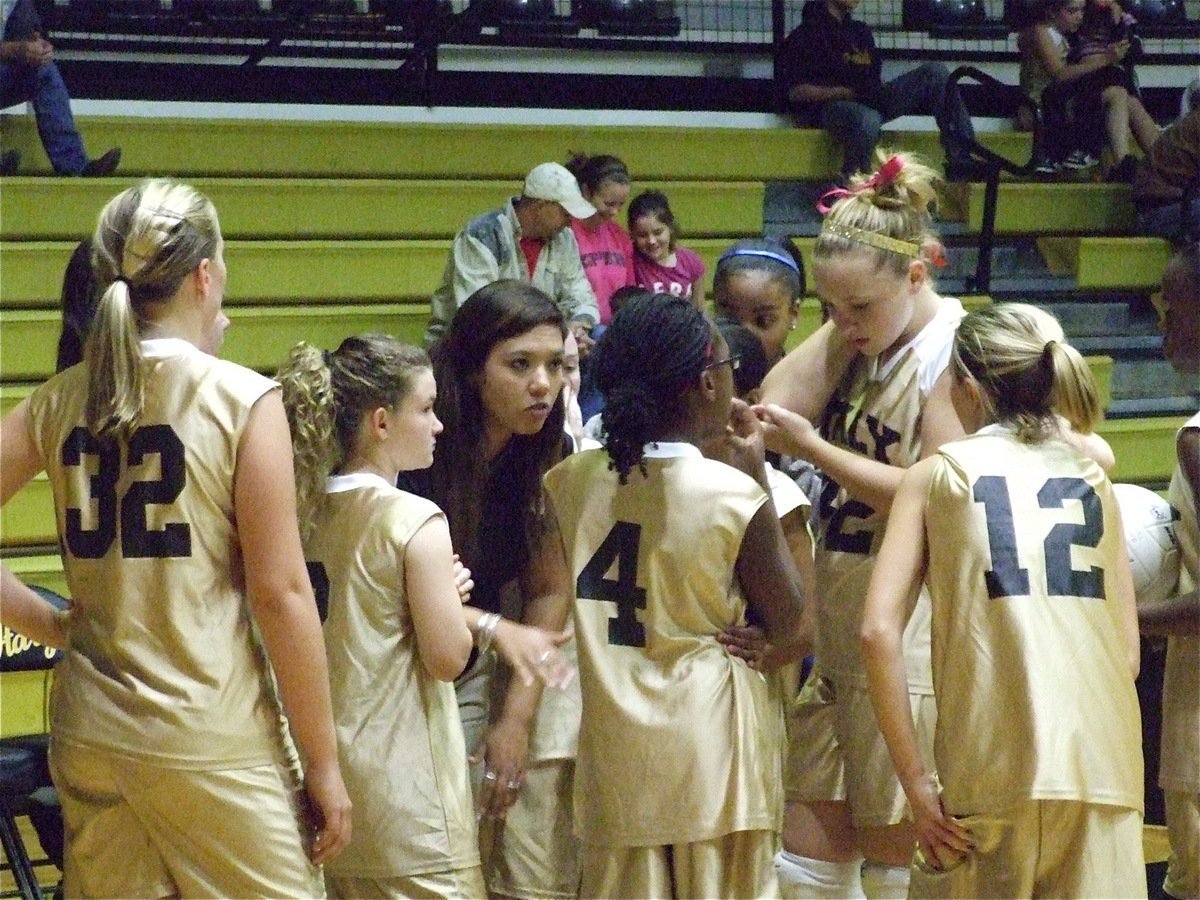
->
[1100, 416, 1191, 485]
[0, 116, 1031, 181]
[944, 182, 1138, 235]
[0, 178, 765, 241]
[1038, 236, 1174, 289]
[0, 238, 762, 309]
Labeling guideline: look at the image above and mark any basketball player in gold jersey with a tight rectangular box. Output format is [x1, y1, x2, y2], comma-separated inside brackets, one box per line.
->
[757, 152, 968, 899]
[1141, 242, 1200, 900]
[862, 303, 1145, 897]
[0, 180, 351, 896]
[277, 333, 574, 898]
[543, 293, 809, 897]
[278, 334, 480, 898]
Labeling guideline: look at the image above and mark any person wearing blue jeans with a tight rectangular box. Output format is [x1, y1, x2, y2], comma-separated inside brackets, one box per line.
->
[776, 0, 985, 182]
[0, 0, 119, 176]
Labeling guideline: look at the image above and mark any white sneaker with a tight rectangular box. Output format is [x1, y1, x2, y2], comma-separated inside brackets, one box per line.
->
[1060, 151, 1098, 170]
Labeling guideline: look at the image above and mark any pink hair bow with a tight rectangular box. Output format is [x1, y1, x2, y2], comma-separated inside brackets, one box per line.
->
[816, 155, 905, 214]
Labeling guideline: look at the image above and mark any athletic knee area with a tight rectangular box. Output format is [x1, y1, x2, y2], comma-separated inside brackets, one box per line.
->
[861, 862, 910, 900]
[775, 850, 865, 900]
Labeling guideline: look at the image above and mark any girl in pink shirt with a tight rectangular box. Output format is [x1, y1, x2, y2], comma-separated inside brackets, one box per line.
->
[567, 154, 636, 326]
[629, 190, 707, 307]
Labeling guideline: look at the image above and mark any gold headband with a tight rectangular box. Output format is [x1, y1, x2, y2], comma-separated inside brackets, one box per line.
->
[819, 222, 921, 259]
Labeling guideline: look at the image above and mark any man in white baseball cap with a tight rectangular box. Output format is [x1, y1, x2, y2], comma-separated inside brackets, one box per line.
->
[426, 161, 599, 348]
[522, 161, 598, 219]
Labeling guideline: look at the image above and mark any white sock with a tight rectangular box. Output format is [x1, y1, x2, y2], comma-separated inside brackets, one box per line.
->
[861, 862, 910, 900]
[775, 850, 866, 900]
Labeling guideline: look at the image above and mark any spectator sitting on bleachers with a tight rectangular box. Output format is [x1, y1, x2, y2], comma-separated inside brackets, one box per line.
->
[1017, 0, 1158, 180]
[1072, 0, 1141, 79]
[566, 153, 636, 328]
[0, 0, 120, 176]
[424, 162, 599, 352]
[774, 0, 985, 182]
[1133, 107, 1199, 245]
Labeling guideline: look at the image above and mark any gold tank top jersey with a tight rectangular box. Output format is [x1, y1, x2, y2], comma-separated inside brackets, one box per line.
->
[925, 426, 1143, 814]
[1162, 411, 1199, 795]
[815, 296, 964, 690]
[25, 339, 284, 768]
[306, 474, 478, 878]
[544, 445, 782, 847]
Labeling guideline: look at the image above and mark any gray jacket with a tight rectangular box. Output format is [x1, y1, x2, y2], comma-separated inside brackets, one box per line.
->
[425, 198, 599, 347]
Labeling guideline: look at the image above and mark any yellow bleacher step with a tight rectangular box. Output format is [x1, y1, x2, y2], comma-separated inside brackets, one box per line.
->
[942, 182, 1137, 235]
[1100, 415, 1190, 485]
[0, 115, 1030, 181]
[1038, 236, 1173, 289]
[1, 472, 56, 547]
[1, 237, 762, 308]
[0, 116, 832, 180]
[0, 303, 431, 382]
[0, 177, 764, 241]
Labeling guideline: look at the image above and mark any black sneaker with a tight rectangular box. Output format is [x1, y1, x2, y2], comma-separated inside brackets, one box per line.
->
[81, 147, 121, 177]
[0, 148, 20, 175]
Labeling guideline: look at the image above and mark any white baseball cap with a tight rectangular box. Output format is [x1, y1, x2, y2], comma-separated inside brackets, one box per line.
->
[522, 162, 597, 219]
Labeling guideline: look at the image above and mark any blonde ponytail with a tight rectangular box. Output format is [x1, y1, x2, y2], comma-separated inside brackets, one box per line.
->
[815, 148, 943, 277]
[87, 179, 221, 438]
[1046, 339, 1101, 435]
[952, 303, 1101, 443]
[83, 279, 145, 438]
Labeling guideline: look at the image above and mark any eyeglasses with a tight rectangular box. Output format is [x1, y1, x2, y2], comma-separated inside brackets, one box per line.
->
[703, 353, 742, 373]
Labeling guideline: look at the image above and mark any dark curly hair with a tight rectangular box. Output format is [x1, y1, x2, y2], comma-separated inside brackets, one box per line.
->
[595, 293, 712, 483]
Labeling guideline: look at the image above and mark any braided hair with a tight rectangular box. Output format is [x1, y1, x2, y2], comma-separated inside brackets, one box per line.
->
[595, 293, 713, 483]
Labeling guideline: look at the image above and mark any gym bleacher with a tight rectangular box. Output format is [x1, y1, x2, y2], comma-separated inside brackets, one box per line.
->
[1, 0, 1196, 894]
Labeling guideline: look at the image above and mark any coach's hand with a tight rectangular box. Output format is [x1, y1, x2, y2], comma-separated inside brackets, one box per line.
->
[493, 619, 574, 690]
[452, 554, 474, 604]
[473, 716, 530, 820]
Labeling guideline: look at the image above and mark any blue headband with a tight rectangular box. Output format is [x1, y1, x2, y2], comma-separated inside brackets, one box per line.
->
[717, 246, 801, 275]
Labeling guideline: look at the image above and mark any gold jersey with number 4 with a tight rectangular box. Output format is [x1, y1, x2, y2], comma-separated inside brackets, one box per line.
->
[544, 443, 782, 848]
